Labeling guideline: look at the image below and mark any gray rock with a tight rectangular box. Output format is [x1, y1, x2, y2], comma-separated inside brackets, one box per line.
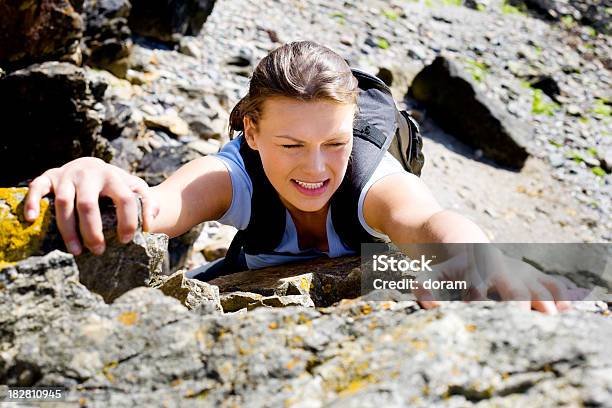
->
[2, 282, 611, 407]
[220, 291, 314, 312]
[136, 145, 204, 186]
[155, 270, 222, 311]
[0, 250, 103, 379]
[74, 201, 169, 303]
[220, 291, 264, 312]
[210, 256, 362, 307]
[81, 0, 132, 78]
[0, 62, 109, 186]
[410, 56, 530, 169]
[508, 0, 611, 35]
[129, 0, 216, 43]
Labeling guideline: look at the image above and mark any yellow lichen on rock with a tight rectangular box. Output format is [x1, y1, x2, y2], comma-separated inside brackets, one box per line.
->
[0, 187, 51, 267]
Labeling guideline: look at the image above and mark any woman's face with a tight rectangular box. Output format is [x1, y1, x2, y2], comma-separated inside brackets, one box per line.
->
[243, 96, 355, 214]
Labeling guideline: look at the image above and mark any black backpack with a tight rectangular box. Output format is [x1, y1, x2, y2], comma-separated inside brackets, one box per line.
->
[200, 68, 424, 279]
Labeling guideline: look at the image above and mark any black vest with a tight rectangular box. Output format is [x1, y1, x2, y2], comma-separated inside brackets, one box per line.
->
[220, 69, 402, 275]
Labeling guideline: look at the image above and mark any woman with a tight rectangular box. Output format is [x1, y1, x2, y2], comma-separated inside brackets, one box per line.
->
[23, 41, 570, 313]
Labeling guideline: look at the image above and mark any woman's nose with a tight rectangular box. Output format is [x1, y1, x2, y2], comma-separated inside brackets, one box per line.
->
[302, 149, 327, 176]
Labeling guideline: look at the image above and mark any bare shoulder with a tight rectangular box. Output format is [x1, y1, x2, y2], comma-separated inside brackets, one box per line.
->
[362, 171, 443, 236]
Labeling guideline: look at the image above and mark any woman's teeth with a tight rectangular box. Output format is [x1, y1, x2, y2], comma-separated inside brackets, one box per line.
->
[294, 179, 325, 189]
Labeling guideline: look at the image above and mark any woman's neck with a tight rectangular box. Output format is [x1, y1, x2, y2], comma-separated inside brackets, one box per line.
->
[279, 197, 330, 233]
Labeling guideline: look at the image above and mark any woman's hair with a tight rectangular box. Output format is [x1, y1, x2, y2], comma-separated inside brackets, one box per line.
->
[228, 41, 359, 136]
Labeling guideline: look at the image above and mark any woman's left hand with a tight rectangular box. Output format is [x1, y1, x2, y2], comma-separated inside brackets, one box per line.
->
[412, 246, 574, 314]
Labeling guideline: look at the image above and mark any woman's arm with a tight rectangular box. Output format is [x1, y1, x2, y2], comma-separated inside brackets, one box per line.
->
[362, 172, 570, 314]
[148, 155, 232, 237]
[362, 172, 488, 244]
[25, 155, 232, 255]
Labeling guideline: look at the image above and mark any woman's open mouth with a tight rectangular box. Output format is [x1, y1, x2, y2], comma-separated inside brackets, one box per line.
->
[291, 178, 330, 196]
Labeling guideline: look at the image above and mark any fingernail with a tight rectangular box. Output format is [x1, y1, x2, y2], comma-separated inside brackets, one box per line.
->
[67, 241, 81, 255]
[26, 210, 37, 220]
[120, 234, 133, 244]
[92, 244, 105, 255]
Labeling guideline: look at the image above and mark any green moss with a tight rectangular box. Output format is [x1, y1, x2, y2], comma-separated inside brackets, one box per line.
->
[501, 1, 525, 15]
[548, 139, 563, 148]
[592, 167, 606, 177]
[476, 4, 486, 11]
[464, 58, 488, 82]
[442, 0, 462, 5]
[532, 89, 560, 116]
[584, 26, 597, 38]
[0, 188, 51, 267]
[561, 15, 575, 28]
[381, 9, 399, 21]
[329, 11, 345, 24]
[587, 147, 599, 157]
[593, 98, 611, 117]
[568, 151, 584, 164]
[377, 38, 390, 49]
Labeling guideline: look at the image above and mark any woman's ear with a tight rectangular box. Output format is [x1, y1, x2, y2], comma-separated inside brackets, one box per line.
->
[243, 116, 259, 150]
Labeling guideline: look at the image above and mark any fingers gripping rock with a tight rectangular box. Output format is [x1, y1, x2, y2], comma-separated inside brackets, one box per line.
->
[0, 187, 169, 303]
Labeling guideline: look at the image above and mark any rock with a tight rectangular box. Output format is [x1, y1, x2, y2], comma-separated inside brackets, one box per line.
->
[109, 137, 145, 172]
[409, 56, 530, 169]
[168, 223, 205, 272]
[219, 291, 263, 312]
[81, 0, 132, 78]
[598, 148, 612, 173]
[0, 0, 83, 71]
[210, 256, 362, 307]
[2, 289, 611, 406]
[0, 188, 54, 267]
[144, 114, 190, 138]
[508, 0, 611, 35]
[549, 153, 565, 167]
[155, 270, 222, 311]
[529, 75, 561, 101]
[136, 145, 204, 186]
[75, 198, 169, 303]
[129, 0, 216, 43]
[0, 62, 109, 186]
[178, 36, 202, 59]
[219, 291, 313, 312]
[0, 188, 169, 303]
[0, 250, 103, 383]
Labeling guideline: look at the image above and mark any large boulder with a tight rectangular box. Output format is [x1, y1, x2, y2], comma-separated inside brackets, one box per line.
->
[81, 0, 133, 78]
[128, 0, 216, 43]
[0, 62, 111, 186]
[508, 0, 611, 34]
[0, 0, 83, 71]
[409, 56, 530, 169]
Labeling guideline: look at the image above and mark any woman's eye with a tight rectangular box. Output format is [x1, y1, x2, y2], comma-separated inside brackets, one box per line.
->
[329, 143, 347, 147]
[281, 144, 301, 149]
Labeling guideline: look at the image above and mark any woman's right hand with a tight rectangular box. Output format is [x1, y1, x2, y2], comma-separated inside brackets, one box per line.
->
[24, 157, 159, 256]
